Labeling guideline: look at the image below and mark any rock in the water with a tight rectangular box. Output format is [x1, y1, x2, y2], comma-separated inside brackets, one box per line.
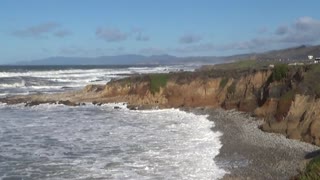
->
[25, 101, 41, 107]
[127, 105, 138, 110]
[58, 100, 79, 106]
[92, 101, 103, 106]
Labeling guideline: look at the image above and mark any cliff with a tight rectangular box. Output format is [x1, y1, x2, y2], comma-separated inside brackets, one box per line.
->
[2, 63, 320, 146]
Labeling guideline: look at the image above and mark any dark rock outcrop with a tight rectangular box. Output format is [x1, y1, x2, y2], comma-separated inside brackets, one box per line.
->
[57, 100, 79, 106]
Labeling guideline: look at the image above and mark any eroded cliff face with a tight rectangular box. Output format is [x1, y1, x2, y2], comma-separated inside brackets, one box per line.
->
[261, 95, 320, 145]
[86, 70, 271, 110]
[222, 70, 271, 111]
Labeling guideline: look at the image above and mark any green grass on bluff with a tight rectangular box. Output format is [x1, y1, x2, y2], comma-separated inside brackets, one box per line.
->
[149, 74, 170, 94]
[213, 60, 260, 70]
[272, 64, 289, 81]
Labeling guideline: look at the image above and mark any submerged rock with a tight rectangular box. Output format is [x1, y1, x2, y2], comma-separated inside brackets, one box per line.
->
[104, 162, 121, 169]
[127, 105, 138, 110]
[92, 101, 103, 106]
[25, 101, 41, 107]
[57, 100, 79, 106]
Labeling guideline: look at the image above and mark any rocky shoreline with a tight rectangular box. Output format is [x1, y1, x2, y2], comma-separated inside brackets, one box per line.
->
[1, 100, 316, 179]
[187, 107, 318, 179]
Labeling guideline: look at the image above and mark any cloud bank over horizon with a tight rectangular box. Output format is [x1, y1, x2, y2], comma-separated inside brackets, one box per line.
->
[12, 22, 72, 38]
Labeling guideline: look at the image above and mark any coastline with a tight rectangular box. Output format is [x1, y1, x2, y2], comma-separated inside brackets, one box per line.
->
[2, 63, 320, 178]
[1, 99, 318, 179]
[186, 107, 318, 179]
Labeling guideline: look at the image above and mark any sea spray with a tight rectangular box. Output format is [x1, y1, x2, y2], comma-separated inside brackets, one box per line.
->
[0, 103, 226, 179]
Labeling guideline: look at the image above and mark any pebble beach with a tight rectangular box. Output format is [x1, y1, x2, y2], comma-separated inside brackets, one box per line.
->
[188, 108, 318, 179]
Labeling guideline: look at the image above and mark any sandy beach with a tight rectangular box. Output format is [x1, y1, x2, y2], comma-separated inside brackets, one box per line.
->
[187, 108, 319, 179]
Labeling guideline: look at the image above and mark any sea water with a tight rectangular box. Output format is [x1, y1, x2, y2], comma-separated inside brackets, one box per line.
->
[0, 65, 226, 179]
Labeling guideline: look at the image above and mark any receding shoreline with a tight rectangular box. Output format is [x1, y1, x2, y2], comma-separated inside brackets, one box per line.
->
[185, 107, 318, 179]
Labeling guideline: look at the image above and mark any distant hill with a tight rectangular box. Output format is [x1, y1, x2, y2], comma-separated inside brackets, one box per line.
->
[15, 45, 320, 65]
[258, 45, 320, 60]
[225, 45, 320, 62]
[16, 54, 223, 65]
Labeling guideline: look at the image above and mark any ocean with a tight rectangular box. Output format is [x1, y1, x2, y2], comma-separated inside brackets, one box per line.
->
[0, 65, 226, 179]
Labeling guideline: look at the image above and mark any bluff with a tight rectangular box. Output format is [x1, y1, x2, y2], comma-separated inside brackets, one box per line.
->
[2, 63, 320, 146]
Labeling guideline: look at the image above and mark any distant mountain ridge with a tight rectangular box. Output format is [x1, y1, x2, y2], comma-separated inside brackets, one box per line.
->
[15, 45, 320, 65]
[16, 54, 223, 65]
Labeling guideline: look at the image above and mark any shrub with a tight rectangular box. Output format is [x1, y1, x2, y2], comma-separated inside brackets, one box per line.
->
[298, 156, 320, 180]
[227, 81, 236, 94]
[303, 64, 320, 98]
[119, 78, 132, 86]
[149, 74, 170, 94]
[219, 77, 229, 89]
[272, 64, 288, 81]
[281, 90, 295, 101]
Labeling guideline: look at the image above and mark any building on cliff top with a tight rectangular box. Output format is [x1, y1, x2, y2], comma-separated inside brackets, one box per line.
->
[308, 55, 314, 60]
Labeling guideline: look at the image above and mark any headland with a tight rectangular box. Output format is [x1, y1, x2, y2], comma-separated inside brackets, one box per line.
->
[2, 60, 320, 179]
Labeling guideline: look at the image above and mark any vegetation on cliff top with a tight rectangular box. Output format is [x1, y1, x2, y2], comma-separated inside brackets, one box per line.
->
[212, 60, 260, 70]
[149, 74, 170, 94]
[208, 59, 287, 71]
[272, 64, 289, 81]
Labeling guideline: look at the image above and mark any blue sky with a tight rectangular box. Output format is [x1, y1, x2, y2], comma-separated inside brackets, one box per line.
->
[1, 0, 320, 63]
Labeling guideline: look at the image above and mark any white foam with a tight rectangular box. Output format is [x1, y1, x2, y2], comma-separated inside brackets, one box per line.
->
[24, 86, 61, 90]
[0, 80, 25, 88]
[0, 104, 226, 179]
[0, 66, 194, 97]
[100, 102, 128, 108]
[0, 66, 192, 79]
[0, 69, 128, 78]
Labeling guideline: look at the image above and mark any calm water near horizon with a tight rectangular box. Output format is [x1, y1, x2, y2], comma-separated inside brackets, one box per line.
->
[0, 65, 226, 179]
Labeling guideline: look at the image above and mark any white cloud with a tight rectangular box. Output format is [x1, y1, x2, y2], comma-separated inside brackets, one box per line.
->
[12, 22, 61, 38]
[96, 27, 128, 42]
[179, 34, 202, 44]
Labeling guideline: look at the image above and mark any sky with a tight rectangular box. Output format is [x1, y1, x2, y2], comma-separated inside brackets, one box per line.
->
[1, 0, 320, 63]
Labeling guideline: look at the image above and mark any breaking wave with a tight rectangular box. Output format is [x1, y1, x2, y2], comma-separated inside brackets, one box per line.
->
[0, 104, 226, 179]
